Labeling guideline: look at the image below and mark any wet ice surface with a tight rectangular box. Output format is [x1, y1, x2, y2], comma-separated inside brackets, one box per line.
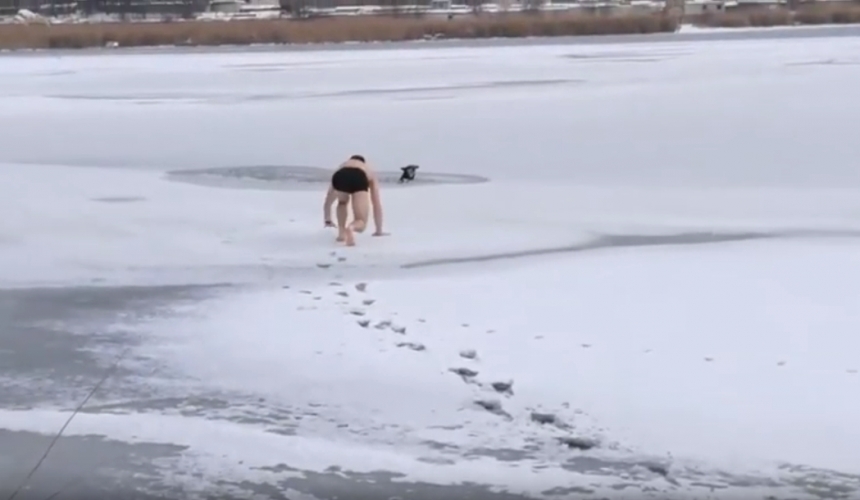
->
[3, 29, 860, 500]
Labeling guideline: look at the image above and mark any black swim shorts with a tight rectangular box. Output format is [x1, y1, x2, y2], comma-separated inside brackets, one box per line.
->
[331, 167, 370, 194]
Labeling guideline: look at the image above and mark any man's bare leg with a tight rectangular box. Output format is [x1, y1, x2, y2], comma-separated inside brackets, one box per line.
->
[345, 191, 370, 246]
[335, 193, 349, 242]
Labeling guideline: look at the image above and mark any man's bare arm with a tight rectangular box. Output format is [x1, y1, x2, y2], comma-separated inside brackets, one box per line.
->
[323, 185, 336, 225]
[370, 177, 385, 235]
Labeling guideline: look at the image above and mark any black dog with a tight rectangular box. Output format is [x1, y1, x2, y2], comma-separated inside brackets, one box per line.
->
[399, 165, 419, 183]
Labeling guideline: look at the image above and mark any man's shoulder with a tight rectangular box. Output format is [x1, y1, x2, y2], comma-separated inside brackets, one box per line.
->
[364, 164, 379, 180]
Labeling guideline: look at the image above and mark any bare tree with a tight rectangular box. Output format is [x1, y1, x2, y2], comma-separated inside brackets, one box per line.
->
[390, 0, 402, 17]
[179, 0, 196, 19]
[465, 0, 481, 14]
[662, 0, 685, 26]
[523, 0, 544, 13]
[281, 0, 308, 17]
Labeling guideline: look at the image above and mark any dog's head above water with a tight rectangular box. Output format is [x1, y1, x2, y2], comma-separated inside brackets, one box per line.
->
[399, 165, 419, 183]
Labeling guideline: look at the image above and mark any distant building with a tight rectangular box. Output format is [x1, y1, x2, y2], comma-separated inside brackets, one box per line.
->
[684, 0, 727, 14]
[0, 0, 210, 16]
[0, 0, 78, 16]
[208, 0, 241, 11]
[730, 0, 786, 9]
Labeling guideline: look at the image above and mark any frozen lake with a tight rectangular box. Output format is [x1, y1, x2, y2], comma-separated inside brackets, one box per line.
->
[2, 29, 860, 500]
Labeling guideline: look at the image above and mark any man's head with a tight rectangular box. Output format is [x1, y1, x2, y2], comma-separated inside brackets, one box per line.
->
[350, 155, 366, 163]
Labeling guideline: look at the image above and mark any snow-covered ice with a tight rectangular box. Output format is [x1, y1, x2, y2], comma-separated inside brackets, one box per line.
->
[2, 32, 860, 499]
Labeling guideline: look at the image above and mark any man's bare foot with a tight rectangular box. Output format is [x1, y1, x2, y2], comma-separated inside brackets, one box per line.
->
[336, 232, 346, 243]
[344, 228, 356, 247]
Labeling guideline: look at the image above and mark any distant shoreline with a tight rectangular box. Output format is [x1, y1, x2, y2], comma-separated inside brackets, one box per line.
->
[1, 7, 859, 52]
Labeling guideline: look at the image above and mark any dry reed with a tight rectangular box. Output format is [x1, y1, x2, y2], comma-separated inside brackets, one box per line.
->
[0, 12, 679, 50]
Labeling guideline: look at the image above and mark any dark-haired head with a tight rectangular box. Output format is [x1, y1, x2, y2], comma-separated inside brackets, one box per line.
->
[350, 155, 366, 163]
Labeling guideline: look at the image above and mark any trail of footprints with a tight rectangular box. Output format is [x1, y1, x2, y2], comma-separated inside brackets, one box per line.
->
[288, 271, 603, 454]
[334, 281, 528, 420]
[288, 255, 859, 455]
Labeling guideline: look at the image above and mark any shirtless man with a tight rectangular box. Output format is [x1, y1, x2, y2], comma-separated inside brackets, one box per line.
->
[323, 155, 386, 246]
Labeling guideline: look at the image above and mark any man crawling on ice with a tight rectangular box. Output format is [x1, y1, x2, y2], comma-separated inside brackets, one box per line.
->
[323, 155, 387, 246]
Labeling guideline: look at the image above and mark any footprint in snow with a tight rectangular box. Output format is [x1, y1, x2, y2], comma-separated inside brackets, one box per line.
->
[390, 325, 406, 334]
[374, 320, 392, 330]
[362, 299, 375, 306]
[459, 349, 478, 360]
[474, 399, 510, 418]
[316, 263, 331, 269]
[396, 342, 426, 352]
[349, 310, 366, 317]
[530, 412, 557, 425]
[530, 412, 571, 430]
[449, 367, 479, 381]
[357, 320, 371, 328]
[489, 380, 513, 396]
[558, 436, 598, 451]
[336, 291, 349, 298]
[355, 282, 368, 292]
[643, 463, 670, 477]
